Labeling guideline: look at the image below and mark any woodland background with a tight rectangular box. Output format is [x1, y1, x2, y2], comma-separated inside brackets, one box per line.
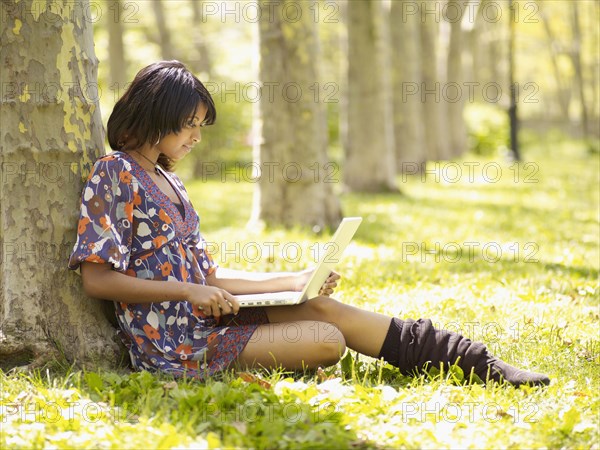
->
[0, 1, 598, 448]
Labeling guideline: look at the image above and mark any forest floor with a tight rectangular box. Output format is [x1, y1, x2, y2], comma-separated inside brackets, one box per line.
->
[2, 140, 599, 449]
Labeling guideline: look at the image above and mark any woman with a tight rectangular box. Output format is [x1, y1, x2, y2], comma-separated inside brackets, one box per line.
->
[68, 61, 549, 387]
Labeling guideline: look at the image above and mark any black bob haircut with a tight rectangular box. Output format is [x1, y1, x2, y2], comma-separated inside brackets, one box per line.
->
[107, 60, 216, 171]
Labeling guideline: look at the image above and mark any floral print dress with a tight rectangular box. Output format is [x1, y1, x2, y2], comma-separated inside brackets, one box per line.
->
[68, 151, 268, 379]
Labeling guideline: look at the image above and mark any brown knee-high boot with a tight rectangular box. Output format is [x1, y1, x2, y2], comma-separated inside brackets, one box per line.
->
[378, 318, 550, 387]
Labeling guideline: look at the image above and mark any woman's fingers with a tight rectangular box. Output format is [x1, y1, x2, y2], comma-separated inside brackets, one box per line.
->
[218, 291, 240, 316]
[318, 271, 341, 296]
[319, 284, 335, 296]
[210, 290, 239, 317]
[327, 271, 341, 282]
[224, 291, 240, 315]
[196, 289, 238, 317]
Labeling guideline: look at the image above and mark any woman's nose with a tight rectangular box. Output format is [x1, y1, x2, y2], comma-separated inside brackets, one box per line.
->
[192, 129, 201, 143]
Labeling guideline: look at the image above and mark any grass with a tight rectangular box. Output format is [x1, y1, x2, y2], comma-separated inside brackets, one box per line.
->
[2, 140, 599, 449]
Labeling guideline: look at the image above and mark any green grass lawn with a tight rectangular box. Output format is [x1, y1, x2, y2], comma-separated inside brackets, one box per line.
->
[2, 141, 599, 449]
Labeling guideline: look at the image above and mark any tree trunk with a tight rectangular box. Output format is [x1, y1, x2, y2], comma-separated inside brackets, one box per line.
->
[540, 4, 571, 119]
[469, 6, 483, 91]
[390, 0, 426, 172]
[190, 0, 212, 76]
[107, 0, 127, 88]
[487, 21, 501, 86]
[508, 0, 520, 160]
[473, 1, 501, 100]
[345, 0, 397, 192]
[152, 0, 176, 60]
[0, 0, 121, 369]
[190, 0, 215, 179]
[420, 0, 451, 161]
[446, 0, 467, 158]
[569, 2, 591, 146]
[251, 0, 342, 229]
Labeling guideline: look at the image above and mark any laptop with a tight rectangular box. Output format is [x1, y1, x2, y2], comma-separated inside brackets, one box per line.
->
[236, 217, 362, 307]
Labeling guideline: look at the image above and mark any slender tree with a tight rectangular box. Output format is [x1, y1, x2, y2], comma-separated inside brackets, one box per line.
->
[152, 0, 176, 60]
[569, 1, 591, 149]
[508, 0, 520, 160]
[106, 0, 128, 88]
[420, 0, 451, 160]
[252, 0, 342, 228]
[446, 0, 467, 157]
[390, 0, 426, 172]
[0, 0, 120, 368]
[540, 4, 572, 119]
[189, 0, 216, 179]
[345, 0, 397, 191]
[190, 0, 212, 77]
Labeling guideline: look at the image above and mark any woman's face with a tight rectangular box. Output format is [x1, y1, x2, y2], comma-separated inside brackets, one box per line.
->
[155, 103, 208, 161]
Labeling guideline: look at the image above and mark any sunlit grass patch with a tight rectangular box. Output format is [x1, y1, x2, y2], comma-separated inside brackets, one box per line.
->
[2, 143, 599, 448]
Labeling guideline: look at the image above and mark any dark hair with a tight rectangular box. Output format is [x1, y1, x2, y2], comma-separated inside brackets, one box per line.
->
[107, 60, 216, 171]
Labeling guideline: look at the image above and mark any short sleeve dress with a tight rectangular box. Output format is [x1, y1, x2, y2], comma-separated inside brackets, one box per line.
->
[68, 151, 268, 379]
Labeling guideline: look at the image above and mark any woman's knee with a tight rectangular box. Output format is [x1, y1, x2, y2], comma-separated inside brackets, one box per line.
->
[305, 296, 345, 325]
[313, 321, 346, 366]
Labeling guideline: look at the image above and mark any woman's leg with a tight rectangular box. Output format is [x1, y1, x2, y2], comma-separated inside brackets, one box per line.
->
[265, 296, 550, 387]
[265, 296, 392, 359]
[235, 320, 347, 371]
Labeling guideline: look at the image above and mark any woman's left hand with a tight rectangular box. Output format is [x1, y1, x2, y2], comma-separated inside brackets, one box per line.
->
[318, 271, 341, 296]
[293, 268, 341, 296]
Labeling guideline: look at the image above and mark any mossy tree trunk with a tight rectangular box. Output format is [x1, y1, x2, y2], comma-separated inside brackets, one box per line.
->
[0, 0, 121, 370]
[252, 0, 342, 229]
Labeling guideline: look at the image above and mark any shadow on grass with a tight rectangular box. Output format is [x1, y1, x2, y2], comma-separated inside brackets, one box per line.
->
[79, 368, 374, 449]
[353, 254, 598, 287]
[542, 262, 600, 280]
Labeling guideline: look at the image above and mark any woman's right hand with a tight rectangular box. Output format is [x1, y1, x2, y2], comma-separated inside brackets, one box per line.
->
[184, 283, 240, 317]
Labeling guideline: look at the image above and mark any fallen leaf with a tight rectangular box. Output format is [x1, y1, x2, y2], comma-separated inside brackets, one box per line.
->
[163, 381, 178, 390]
[237, 372, 272, 389]
[317, 367, 336, 382]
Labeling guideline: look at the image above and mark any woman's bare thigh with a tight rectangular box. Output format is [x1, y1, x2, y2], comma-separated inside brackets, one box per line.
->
[262, 296, 392, 358]
[234, 320, 346, 371]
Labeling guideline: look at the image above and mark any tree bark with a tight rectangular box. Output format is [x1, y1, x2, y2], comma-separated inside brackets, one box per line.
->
[152, 0, 176, 60]
[569, 2, 591, 146]
[107, 0, 127, 88]
[190, 0, 216, 179]
[508, 0, 520, 160]
[472, 1, 499, 101]
[190, 0, 212, 76]
[446, 0, 467, 158]
[420, 0, 451, 161]
[251, 0, 342, 229]
[390, 0, 426, 172]
[540, 4, 571, 119]
[0, 0, 121, 369]
[345, 0, 397, 191]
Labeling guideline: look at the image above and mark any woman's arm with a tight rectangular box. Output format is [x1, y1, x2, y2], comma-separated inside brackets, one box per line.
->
[80, 262, 239, 317]
[205, 268, 298, 295]
[206, 267, 340, 296]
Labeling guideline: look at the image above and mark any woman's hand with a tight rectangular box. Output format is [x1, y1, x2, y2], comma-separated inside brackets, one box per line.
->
[184, 283, 240, 317]
[319, 271, 341, 296]
[293, 268, 341, 297]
